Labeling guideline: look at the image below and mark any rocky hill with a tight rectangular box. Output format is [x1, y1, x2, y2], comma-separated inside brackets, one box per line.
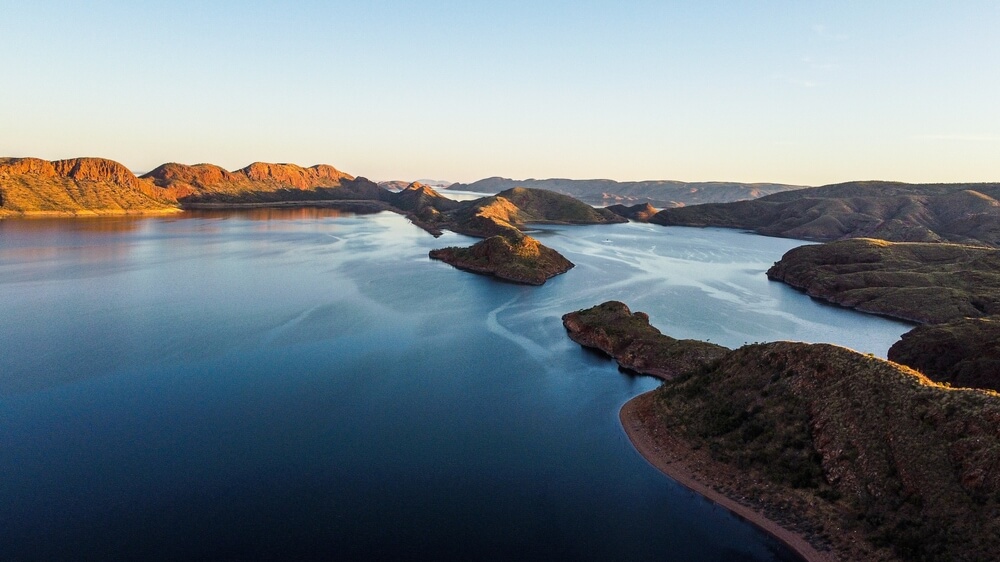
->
[767, 238, 1000, 392]
[0, 157, 178, 216]
[766, 238, 1000, 324]
[449, 177, 802, 208]
[426, 188, 624, 284]
[0, 157, 391, 216]
[565, 301, 1000, 562]
[606, 202, 659, 221]
[651, 181, 1000, 247]
[143, 161, 384, 203]
[429, 228, 574, 285]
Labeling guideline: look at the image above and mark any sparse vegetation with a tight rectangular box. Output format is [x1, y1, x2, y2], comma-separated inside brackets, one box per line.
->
[651, 180, 1000, 247]
[768, 238, 1000, 391]
[565, 302, 1000, 562]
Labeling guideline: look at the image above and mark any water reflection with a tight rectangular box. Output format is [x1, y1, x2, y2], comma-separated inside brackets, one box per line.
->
[184, 207, 356, 221]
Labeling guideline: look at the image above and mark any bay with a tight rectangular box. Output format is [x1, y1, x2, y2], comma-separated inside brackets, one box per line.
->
[0, 210, 911, 561]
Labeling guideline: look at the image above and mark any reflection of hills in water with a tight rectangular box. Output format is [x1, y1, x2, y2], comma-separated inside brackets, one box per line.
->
[0, 216, 149, 234]
[185, 207, 357, 222]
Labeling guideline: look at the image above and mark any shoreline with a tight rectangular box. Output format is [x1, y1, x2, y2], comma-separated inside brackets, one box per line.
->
[0, 207, 183, 219]
[619, 391, 838, 562]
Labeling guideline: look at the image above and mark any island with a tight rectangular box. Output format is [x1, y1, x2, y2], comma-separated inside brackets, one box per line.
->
[564, 301, 1000, 562]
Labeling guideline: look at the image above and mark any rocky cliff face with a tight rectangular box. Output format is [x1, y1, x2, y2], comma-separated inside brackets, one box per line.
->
[141, 161, 375, 203]
[237, 162, 352, 188]
[51, 158, 143, 191]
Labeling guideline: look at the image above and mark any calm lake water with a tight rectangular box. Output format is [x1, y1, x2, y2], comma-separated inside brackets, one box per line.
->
[0, 210, 912, 561]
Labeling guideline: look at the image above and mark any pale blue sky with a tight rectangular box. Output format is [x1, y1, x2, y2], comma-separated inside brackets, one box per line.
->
[2, 1, 998, 184]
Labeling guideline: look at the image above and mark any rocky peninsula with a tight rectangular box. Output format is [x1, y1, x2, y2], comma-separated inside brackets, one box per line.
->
[564, 301, 1000, 562]
[767, 238, 1000, 391]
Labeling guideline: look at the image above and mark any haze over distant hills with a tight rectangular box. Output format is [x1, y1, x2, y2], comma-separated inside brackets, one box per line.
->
[448, 176, 805, 207]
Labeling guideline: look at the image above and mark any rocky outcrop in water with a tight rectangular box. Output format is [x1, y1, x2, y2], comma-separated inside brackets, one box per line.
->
[429, 228, 573, 285]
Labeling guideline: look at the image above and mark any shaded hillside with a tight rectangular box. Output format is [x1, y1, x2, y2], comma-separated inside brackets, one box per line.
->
[449, 177, 802, 208]
[565, 302, 1000, 562]
[384, 182, 462, 235]
[766, 238, 1000, 324]
[0, 157, 178, 216]
[888, 317, 1000, 392]
[606, 202, 658, 221]
[651, 181, 1000, 247]
[429, 228, 573, 285]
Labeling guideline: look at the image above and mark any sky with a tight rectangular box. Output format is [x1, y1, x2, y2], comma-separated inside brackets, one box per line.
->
[1, 1, 998, 185]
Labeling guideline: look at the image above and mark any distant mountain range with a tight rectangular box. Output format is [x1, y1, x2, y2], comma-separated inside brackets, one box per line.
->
[379, 179, 453, 191]
[447, 176, 805, 207]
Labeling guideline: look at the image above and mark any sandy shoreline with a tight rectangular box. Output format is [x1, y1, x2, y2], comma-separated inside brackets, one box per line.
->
[620, 391, 838, 562]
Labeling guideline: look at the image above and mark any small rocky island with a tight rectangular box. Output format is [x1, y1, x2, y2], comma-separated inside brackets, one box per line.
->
[429, 229, 573, 286]
[421, 186, 626, 284]
[563, 301, 1000, 562]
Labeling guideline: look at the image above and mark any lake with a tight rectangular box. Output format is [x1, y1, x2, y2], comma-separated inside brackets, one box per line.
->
[0, 210, 912, 561]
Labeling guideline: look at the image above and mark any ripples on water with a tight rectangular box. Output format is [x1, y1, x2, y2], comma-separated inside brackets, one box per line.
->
[0, 210, 910, 561]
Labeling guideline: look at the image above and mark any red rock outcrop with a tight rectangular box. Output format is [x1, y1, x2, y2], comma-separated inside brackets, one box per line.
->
[51, 158, 143, 190]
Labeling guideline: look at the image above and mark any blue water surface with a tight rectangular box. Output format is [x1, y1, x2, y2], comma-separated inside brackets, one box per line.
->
[0, 209, 911, 561]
